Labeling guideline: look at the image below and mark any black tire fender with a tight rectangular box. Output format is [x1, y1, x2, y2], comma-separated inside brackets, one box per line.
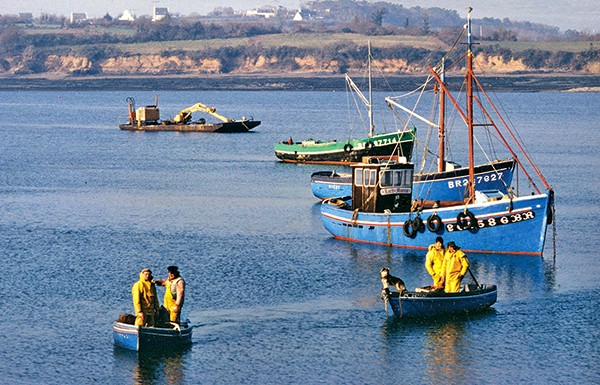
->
[365, 141, 374, 150]
[426, 213, 443, 232]
[412, 216, 423, 232]
[344, 143, 353, 153]
[456, 210, 477, 230]
[403, 219, 417, 238]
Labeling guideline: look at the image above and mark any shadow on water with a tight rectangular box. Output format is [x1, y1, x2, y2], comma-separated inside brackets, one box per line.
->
[113, 345, 192, 385]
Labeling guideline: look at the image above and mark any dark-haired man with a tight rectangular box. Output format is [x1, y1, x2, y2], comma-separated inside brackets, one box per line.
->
[155, 266, 186, 324]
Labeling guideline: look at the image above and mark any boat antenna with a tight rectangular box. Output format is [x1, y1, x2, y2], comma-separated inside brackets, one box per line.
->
[368, 41, 374, 138]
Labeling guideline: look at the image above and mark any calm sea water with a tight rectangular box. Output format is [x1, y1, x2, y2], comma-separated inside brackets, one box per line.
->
[0, 89, 598, 384]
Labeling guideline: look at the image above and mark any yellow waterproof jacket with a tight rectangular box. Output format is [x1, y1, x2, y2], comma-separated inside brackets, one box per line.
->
[442, 249, 469, 293]
[425, 244, 445, 286]
[132, 273, 160, 315]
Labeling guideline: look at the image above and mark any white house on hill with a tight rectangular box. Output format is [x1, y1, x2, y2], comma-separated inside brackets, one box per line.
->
[245, 7, 275, 18]
[153, 6, 169, 21]
[119, 10, 135, 21]
[70, 12, 88, 23]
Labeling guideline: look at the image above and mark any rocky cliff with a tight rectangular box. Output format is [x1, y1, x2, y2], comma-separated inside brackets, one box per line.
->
[2, 51, 598, 77]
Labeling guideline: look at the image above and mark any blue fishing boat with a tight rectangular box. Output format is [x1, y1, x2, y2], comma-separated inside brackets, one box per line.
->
[320, 159, 552, 255]
[319, 8, 554, 256]
[311, 159, 516, 201]
[382, 284, 497, 318]
[113, 320, 193, 351]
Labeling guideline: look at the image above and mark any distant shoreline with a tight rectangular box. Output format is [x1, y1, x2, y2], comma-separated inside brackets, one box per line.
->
[0, 74, 599, 92]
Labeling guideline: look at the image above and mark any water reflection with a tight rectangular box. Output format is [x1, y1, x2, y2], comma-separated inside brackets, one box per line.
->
[381, 310, 497, 384]
[468, 253, 556, 298]
[422, 320, 466, 383]
[113, 346, 190, 385]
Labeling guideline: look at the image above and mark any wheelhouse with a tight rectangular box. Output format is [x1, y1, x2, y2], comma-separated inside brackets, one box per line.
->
[351, 157, 414, 213]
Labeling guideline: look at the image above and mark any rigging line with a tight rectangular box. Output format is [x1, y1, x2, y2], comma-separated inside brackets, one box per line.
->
[419, 90, 439, 174]
[345, 77, 355, 139]
[476, 67, 534, 164]
[472, 74, 550, 190]
[475, 90, 501, 161]
[388, 106, 419, 161]
[432, 27, 466, 73]
[471, 134, 511, 190]
[470, 123, 513, 192]
[386, 80, 433, 162]
[346, 76, 369, 140]
[369, 51, 396, 94]
[468, 59, 546, 188]
[442, 74, 468, 166]
[473, 94, 540, 193]
[386, 75, 433, 101]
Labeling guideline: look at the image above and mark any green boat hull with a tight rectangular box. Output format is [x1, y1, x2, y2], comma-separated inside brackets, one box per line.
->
[274, 129, 416, 164]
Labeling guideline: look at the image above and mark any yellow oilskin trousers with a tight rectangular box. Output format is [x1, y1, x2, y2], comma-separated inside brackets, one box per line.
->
[442, 249, 469, 293]
[163, 278, 182, 323]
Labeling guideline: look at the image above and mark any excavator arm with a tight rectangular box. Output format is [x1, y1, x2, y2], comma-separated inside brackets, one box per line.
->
[173, 102, 232, 124]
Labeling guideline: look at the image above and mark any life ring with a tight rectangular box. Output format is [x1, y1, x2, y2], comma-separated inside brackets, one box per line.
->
[365, 141, 374, 150]
[426, 213, 443, 232]
[456, 210, 477, 230]
[403, 219, 417, 238]
[344, 143, 353, 153]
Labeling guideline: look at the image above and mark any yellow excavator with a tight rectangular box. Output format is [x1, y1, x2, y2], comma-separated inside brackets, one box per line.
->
[173, 102, 232, 124]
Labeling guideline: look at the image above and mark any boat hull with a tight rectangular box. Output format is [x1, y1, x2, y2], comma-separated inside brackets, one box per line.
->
[113, 321, 193, 351]
[320, 191, 552, 256]
[311, 159, 516, 201]
[274, 130, 415, 165]
[119, 120, 260, 133]
[387, 285, 497, 318]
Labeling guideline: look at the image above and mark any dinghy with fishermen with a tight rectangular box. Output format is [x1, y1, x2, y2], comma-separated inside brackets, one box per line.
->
[113, 313, 193, 352]
[380, 267, 497, 319]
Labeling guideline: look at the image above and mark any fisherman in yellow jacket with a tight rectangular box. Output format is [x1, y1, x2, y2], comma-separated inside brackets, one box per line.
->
[155, 266, 186, 324]
[132, 268, 160, 326]
[440, 241, 470, 293]
[425, 236, 445, 288]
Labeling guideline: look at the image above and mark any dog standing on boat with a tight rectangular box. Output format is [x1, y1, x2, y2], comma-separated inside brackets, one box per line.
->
[380, 268, 406, 296]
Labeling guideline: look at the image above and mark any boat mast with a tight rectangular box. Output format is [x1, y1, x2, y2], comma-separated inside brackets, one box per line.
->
[368, 41, 374, 138]
[438, 60, 446, 173]
[466, 7, 475, 201]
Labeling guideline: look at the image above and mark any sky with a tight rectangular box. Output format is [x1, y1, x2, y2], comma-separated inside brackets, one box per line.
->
[4, 0, 598, 32]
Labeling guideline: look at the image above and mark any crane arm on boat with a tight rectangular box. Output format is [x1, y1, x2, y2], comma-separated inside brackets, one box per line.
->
[174, 102, 232, 124]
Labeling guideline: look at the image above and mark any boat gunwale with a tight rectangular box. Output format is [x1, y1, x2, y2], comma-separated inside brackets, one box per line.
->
[320, 191, 548, 222]
[274, 130, 416, 152]
[389, 285, 497, 299]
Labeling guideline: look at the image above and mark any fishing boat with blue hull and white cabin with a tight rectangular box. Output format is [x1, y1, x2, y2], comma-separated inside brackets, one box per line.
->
[319, 8, 554, 256]
[382, 284, 498, 318]
[320, 159, 552, 255]
[113, 320, 193, 351]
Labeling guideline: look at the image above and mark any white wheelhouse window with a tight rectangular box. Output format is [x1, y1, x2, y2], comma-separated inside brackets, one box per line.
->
[354, 168, 377, 187]
[380, 169, 412, 188]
